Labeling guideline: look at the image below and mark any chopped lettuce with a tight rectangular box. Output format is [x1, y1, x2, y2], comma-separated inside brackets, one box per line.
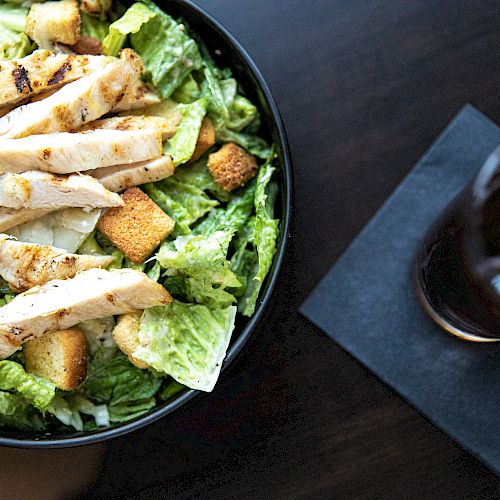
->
[0, 391, 46, 431]
[143, 174, 218, 236]
[238, 157, 279, 316]
[174, 157, 232, 202]
[172, 74, 200, 104]
[48, 394, 109, 431]
[0, 361, 56, 411]
[193, 180, 256, 236]
[83, 351, 162, 405]
[131, 0, 202, 98]
[0, 5, 32, 60]
[216, 127, 271, 160]
[134, 302, 236, 391]
[157, 230, 240, 307]
[160, 379, 185, 400]
[81, 12, 110, 42]
[157, 230, 234, 272]
[102, 2, 156, 56]
[156, 178, 218, 224]
[0, 4, 27, 32]
[107, 397, 156, 422]
[164, 98, 207, 166]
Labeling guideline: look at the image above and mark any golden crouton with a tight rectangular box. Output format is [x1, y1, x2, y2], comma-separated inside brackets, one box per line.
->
[24, 329, 87, 391]
[190, 117, 215, 163]
[112, 312, 149, 369]
[26, 0, 81, 46]
[207, 143, 258, 192]
[97, 187, 175, 264]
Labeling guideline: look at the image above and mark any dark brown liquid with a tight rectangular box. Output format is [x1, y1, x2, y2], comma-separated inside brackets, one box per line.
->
[414, 191, 500, 339]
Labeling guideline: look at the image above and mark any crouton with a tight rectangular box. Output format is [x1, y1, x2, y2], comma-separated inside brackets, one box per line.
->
[207, 143, 258, 192]
[190, 117, 215, 163]
[80, 0, 112, 18]
[24, 329, 87, 391]
[26, 0, 81, 47]
[70, 36, 103, 56]
[97, 187, 174, 264]
[112, 312, 149, 369]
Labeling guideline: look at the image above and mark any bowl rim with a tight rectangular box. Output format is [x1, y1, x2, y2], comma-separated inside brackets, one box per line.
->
[0, 0, 292, 448]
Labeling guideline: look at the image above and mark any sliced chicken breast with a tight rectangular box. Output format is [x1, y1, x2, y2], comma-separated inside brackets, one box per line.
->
[0, 235, 115, 292]
[112, 80, 161, 113]
[0, 268, 172, 358]
[0, 129, 163, 174]
[80, 115, 177, 141]
[0, 50, 112, 110]
[88, 156, 174, 192]
[0, 57, 138, 139]
[0, 171, 124, 209]
[0, 207, 55, 232]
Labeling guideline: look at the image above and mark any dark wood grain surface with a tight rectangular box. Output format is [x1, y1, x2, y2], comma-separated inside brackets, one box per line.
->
[4, 1, 500, 498]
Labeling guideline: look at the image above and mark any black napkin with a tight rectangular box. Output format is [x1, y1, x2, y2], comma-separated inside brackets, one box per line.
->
[300, 105, 500, 474]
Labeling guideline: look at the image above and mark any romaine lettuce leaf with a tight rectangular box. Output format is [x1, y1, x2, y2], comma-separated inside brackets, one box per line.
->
[160, 379, 185, 400]
[83, 351, 161, 406]
[144, 176, 217, 236]
[0, 361, 56, 411]
[107, 397, 156, 422]
[216, 127, 271, 160]
[0, 391, 46, 431]
[193, 180, 256, 236]
[48, 394, 109, 431]
[157, 230, 234, 271]
[131, 0, 202, 99]
[164, 98, 207, 166]
[0, 5, 32, 60]
[238, 157, 280, 316]
[157, 230, 240, 307]
[81, 12, 110, 42]
[172, 74, 200, 104]
[156, 177, 218, 224]
[174, 157, 232, 202]
[0, 4, 27, 32]
[133, 302, 237, 391]
[102, 2, 155, 56]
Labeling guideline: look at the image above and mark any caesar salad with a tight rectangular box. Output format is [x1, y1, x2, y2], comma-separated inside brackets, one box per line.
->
[0, 0, 280, 433]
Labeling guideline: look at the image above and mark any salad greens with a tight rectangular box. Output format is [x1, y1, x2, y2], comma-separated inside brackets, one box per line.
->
[0, 0, 281, 434]
[133, 302, 237, 392]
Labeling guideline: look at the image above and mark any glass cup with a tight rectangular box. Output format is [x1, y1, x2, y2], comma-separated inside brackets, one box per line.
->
[413, 146, 500, 342]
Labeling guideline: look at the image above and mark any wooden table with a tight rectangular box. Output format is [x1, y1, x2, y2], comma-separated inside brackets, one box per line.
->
[4, 1, 500, 498]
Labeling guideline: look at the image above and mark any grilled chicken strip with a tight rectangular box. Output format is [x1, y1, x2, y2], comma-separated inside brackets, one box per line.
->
[0, 268, 172, 358]
[0, 129, 163, 174]
[0, 50, 112, 110]
[0, 235, 114, 292]
[0, 57, 138, 139]
[88, 156, 174, 192]
[0, 171, 124, 209]
[112, 80, 161, 112]
[80, 115, 177, 141]
[0, 207, 54, 233]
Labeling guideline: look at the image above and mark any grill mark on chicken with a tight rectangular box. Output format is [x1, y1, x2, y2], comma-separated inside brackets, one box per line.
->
[12, 66, 33, 94]
[48, 61, 73, 85]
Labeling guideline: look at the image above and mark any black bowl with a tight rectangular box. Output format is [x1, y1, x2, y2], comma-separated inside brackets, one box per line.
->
[0, 0, 292, 448]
